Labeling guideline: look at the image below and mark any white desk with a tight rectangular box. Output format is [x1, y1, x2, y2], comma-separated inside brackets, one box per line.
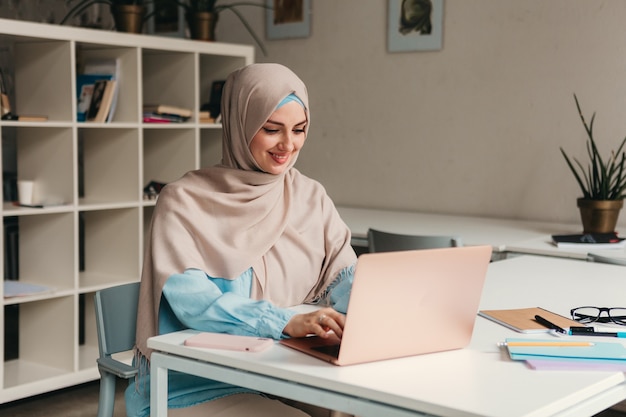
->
[506, 235, 626, 261]
[149, 256, 626, 417]
[336, 206, 578, 252]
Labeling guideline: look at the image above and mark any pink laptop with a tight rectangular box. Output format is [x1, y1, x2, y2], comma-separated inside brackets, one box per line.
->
[280, 245, 492, 366]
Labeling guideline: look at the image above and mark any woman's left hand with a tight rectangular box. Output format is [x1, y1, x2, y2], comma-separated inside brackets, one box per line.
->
[283, 307, 345, 339]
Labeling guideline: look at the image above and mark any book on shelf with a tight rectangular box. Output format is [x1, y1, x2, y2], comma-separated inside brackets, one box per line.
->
[143, 104, 192, 118]
[84, 58, 120, 122]
[76, 58, 120, 122]
[76, 73, 114, 122]
[551, 233, 626, 249]
[87, 79, 117, 123]
[17, 114, 48, 122]
[4, 281, 54, 298]
[199, 110, 215, 123]
[3, 217, 18, 280]
[143, 112, 189, 123]
[207, 80, 225, 119]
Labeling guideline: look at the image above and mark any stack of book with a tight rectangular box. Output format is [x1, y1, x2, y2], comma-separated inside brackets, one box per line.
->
[86, 79, 117, 123]
[502, 338, 626, 371]
[76, 58, 120, 123]
[551, 232, 626, 249]
[143, 104, 192, 123]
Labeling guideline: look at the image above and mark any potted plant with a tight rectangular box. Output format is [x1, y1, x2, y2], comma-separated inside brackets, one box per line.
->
[168, 0, 268, 55]
[61, 0, 149, 33]
[560, 94, 626, 233]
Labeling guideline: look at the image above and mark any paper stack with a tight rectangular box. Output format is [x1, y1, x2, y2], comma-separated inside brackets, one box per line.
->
[503, 338, 626, 371]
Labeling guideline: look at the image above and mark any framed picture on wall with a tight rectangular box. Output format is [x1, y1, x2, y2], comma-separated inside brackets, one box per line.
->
[145, 2, 186, 38]
[388, 0, 444, 52]
[266, 0, 311, 40]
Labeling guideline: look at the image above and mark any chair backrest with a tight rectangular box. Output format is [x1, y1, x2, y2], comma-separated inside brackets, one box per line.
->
[95, 282, 140, 358]
[367, 228, 462, 253]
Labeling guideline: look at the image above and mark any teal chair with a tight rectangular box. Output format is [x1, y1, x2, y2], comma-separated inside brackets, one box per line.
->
[367, 228, 462, 253]
[94, 282, 140, 417]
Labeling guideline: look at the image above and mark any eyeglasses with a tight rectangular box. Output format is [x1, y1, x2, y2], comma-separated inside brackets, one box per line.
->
[570, 306, 626, 325]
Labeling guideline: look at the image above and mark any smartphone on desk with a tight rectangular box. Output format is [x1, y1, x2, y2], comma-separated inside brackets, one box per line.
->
[184, 332, 274, 352]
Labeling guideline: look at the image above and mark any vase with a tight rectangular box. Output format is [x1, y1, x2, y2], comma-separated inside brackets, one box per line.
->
[111, 5, 145, 34]
[187, 12, 218, 41]
[577, 198, 624, 234]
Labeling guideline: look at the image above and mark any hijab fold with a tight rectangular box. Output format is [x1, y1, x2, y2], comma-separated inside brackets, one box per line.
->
[136, 63, 356, 360]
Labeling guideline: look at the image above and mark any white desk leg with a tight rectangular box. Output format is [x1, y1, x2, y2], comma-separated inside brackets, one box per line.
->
[151, 352, 169, 417]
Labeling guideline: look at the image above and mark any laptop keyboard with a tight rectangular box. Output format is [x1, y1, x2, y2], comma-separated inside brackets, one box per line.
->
[311, 344, 341, 358]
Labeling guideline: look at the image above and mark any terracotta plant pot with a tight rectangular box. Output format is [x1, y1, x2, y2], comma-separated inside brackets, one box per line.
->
[577, 198, 624, 234]
[111, 5, 145, 34]
[187, 12, 218, 41]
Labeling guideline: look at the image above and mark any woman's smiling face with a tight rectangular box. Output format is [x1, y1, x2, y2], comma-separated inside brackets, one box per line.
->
[249, 101, 307, 174]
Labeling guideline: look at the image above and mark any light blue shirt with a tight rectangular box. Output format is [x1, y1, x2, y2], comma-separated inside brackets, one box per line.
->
[125, 265, 354, 417]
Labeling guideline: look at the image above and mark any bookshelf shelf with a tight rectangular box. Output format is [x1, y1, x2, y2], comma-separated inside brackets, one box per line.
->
[0, 18, 253, 403]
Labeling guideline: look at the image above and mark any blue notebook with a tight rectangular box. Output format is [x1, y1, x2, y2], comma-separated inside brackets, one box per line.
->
[505, 338, 626, 361]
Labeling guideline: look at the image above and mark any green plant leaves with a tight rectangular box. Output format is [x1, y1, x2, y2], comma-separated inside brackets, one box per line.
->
[561, 94, 626, 200]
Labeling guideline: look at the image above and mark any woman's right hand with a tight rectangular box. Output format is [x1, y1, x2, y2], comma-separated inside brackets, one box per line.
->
[283, 307, 345, 339]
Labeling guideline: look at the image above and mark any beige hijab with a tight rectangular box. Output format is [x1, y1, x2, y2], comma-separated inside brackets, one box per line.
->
[136, 63, 356, 359]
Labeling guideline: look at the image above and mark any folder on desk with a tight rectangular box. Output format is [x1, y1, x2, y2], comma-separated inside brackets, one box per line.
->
[526, 358, 626, 371]
[505, 338, 626, 362]
[479, 307, 581, 333]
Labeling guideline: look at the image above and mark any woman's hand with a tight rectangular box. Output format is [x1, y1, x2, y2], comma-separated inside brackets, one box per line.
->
[283, 307, 346, 339]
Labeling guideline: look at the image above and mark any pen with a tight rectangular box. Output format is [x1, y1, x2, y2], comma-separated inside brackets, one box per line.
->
[534, 314, 567, 334]
[498, 341, 594, 347]
[569, 326, 626, 338]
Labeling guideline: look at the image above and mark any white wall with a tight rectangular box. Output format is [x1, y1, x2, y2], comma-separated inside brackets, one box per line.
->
[5, 1, 624, 227]
[217, 0, 626, 228]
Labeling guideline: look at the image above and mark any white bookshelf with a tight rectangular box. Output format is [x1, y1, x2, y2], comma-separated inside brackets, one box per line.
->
[0, 18, 253, 404]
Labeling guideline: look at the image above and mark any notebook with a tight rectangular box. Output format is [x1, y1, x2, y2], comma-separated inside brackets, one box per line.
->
[478, 307, 581, 333]
[280, 245, 493, 366]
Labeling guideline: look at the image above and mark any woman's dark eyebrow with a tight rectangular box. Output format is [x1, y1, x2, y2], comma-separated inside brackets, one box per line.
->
[265, 118, 307, 127]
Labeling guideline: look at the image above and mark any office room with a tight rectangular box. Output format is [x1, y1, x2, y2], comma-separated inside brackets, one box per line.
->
[1, 1, 626, 416]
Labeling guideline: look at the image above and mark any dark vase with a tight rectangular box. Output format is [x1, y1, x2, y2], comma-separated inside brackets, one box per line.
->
[111, 5, 145, 34]
[187, 12, 218, 41]
[577, 198, 624, 234]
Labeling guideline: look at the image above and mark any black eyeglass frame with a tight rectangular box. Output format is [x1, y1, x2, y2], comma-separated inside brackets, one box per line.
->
[570, 306, 626, 325]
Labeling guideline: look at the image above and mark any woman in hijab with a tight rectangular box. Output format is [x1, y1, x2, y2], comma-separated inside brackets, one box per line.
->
[126, 63, 357, 417]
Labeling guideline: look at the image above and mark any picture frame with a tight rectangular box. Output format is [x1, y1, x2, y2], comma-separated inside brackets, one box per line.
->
[387, 0, 444, 53]
[146, 3, 186, 38]
[266, 0, 311, 40]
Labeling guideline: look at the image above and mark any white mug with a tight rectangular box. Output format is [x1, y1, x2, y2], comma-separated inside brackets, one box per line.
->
[17, 180, 35, 206]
